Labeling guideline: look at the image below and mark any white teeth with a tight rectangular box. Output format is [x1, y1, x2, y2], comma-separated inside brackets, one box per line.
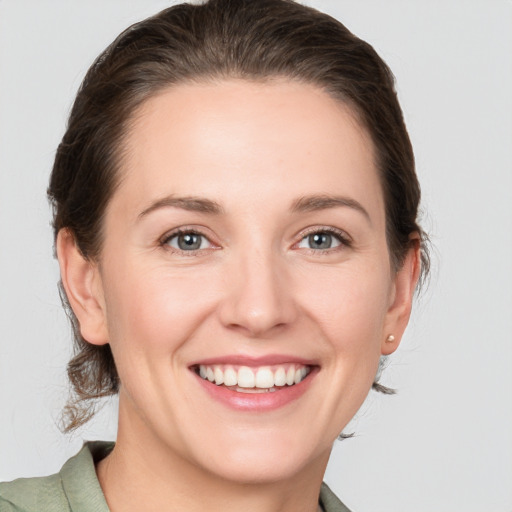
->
[255, 367, 274, 388]
[274, 367, 286, 387]
[197, 363, 311, 390]
[286, 366, 295, 386]
[237, 366, 255, 388]
[224, 367, 237, 386]
[214, 366, 224, 385]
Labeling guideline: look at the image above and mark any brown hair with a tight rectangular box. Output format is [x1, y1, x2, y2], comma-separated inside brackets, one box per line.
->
[48, 0, 429, 431]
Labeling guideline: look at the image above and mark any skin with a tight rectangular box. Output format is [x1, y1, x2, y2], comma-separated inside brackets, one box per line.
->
[58, 79, 420, 512]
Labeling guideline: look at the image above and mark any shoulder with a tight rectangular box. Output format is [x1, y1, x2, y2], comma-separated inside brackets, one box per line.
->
[0, 441, 113, 512]
[0, 473, 69, 512]
[320, 482, 353, 512]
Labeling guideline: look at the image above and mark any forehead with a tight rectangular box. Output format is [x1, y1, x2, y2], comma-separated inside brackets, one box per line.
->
[114, 79, 384, 221]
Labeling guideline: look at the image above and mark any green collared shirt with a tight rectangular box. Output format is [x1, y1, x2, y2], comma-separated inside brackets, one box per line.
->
[0, 442, 351, 512]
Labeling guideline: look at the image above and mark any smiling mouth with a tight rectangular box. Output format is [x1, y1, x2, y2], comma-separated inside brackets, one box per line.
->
[193, 363, 312, 393]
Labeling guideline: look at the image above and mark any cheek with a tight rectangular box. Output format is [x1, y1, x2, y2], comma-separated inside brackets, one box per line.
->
[100, 265, 220, 417]
[102, 262, 217, 358]
[298, 262, 391, 342]
[298, 261, 391, 400]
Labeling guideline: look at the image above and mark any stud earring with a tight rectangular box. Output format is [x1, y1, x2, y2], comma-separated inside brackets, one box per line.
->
[386, 334, 395, 343]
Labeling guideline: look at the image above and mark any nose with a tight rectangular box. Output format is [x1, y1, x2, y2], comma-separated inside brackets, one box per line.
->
[217, 248, 298, 337]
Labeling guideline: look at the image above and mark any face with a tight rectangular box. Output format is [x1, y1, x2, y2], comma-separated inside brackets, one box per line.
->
[66, 79, 417, 484]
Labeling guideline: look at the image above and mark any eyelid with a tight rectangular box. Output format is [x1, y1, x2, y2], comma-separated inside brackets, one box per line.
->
[158, 224, 351, 254]
[159, 226, 218, 253]
[294, 226, 352, 251]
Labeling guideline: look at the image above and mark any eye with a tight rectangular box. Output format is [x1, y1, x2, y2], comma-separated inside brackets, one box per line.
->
[163, 230, 212, 252]
[296, 229, 348, 251]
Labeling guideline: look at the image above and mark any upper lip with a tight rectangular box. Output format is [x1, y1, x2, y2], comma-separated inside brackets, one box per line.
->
[189, 354, 319, 368]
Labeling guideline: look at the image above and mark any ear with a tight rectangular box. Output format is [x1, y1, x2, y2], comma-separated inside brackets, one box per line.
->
[381, 238, 421, 356]
[56, 228, 109, 346]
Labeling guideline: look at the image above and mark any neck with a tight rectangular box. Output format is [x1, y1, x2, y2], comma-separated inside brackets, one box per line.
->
[97, 401, 330, 512]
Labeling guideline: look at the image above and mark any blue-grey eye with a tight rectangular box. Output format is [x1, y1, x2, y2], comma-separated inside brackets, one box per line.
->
[167, 232, 209, 251]
[297, 231, 342, 250]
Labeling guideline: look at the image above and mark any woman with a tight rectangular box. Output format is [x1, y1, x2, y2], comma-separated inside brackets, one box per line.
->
[0, 0, 427, 510]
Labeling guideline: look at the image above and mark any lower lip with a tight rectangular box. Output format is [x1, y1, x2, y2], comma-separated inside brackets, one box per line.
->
[193, 368, 318, 412]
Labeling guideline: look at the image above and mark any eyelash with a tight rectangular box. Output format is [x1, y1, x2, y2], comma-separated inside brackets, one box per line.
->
[296, 226, 352, 254]
[160, 228, 215, 256]
[159, 226, 352, 255]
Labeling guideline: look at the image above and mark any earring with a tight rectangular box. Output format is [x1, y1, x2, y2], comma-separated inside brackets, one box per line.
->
[386, 334, 395, 343]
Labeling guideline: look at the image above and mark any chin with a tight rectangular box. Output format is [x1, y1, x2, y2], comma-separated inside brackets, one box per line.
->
[187, 428, 330, 485]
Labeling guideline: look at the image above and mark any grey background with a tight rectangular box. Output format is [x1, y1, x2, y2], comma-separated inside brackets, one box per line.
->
[1, 1, 511, 511]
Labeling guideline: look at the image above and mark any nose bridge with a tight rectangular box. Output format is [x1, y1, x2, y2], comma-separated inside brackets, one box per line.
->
[219, 239, 296, 336]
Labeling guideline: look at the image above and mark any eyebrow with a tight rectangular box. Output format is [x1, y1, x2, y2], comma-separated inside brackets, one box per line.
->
[138, 193, 370, 222]
[138, 195, 225, 219]
[290, 194, 371, 223]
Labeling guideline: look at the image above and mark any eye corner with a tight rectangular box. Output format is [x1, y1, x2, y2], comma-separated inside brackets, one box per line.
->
[293, 226, 352, 253]
[159, 227, 219, 254]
